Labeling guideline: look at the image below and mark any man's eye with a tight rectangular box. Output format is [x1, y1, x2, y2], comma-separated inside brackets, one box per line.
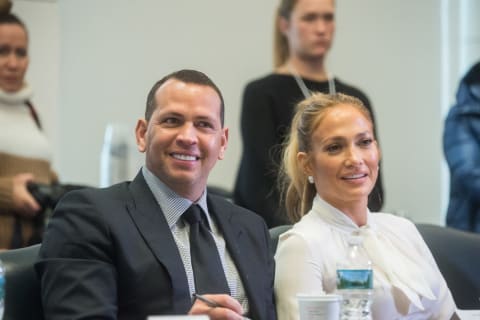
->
[197, 121, 213, 129]
[163, 118, 179, 125]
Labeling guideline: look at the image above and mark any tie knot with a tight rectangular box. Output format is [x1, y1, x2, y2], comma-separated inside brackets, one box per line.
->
[183, 204, 203, 225]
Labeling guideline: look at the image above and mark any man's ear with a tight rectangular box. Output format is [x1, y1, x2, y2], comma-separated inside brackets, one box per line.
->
[218, 128, 229, 160]
[135, 119, 148, 153]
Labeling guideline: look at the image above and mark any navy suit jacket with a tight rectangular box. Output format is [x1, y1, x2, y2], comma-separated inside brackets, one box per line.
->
[36, 172, 276, 320]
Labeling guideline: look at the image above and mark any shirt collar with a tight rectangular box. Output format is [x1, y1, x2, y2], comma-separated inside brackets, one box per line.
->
[141, 166, 209, 228]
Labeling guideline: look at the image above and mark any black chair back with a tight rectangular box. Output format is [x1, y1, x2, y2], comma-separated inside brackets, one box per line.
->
[0, 244, 43, 320]
[269, 225, 292, 254]
[207, 185, 233, 202]
[416, 223, 480, 309]
[269, 223, 480, 309]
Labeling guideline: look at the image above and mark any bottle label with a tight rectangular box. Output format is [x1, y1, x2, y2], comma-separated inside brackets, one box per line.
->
[337, 269, 373, 289]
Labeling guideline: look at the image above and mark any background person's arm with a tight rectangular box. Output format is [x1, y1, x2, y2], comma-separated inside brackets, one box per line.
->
[0, 173, 40, 216]
[235, 82, 283, 227]
[443, 108, 480, 202]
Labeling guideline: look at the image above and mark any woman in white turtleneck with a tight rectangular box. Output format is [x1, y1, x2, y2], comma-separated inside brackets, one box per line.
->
[0, 9, 57, 249]
[275, 93, 458, 319]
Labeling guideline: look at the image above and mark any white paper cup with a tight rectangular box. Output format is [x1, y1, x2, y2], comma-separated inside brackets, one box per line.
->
[297, 293, 342, 320]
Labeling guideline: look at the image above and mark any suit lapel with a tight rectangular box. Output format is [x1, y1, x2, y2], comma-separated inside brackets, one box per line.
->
[126, 172, 191, 312]
[207, 196, 264, 320]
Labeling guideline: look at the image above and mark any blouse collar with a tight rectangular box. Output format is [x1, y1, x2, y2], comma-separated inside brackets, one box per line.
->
[311, 195, 377, 233]
[309, 194, 436, 312]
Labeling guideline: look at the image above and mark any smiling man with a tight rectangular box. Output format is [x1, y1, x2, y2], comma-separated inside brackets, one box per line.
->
[36, 70, 276, 320]
[136, 72, 228, 201]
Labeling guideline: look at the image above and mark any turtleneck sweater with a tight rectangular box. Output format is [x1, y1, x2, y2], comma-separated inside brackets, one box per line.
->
[0, 84, 57, 248]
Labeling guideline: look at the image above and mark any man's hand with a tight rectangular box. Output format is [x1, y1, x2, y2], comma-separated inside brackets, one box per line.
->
[189, 294, 246, 320]
[12, 173, 41, 217]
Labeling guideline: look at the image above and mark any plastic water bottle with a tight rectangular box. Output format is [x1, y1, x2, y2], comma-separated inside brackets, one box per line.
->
[0, 258, 5, 319]
[336, 236, 373, 320]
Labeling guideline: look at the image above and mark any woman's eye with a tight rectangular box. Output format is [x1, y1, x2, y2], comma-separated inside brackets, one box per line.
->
[326, 144, 341, 153]
[0, 46, 9, 56]
[359, 138, 373, 147]
[302, 14, 316, 22]
[322, 13, 334, 22]
[15, 48, 27, 57]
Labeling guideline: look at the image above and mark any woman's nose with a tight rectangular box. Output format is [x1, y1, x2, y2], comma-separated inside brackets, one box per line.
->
[315, 16, 330, 34]
[6, 54, 19, 68]
[345, 147, 362, 166]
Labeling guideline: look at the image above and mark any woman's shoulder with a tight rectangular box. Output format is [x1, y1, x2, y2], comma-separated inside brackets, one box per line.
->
[281, 213, 332, 244]
[371, 212, 419, 237]
[372, 212, 414, 225]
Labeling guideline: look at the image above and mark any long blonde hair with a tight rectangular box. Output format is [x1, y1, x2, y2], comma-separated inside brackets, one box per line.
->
[280, 92, 373, 222]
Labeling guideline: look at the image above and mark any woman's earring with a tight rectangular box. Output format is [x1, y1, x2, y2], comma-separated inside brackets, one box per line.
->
[307, 176, 314, 184]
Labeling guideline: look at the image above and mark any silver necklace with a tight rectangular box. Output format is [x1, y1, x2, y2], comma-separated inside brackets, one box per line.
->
[288, 63, 336, 98]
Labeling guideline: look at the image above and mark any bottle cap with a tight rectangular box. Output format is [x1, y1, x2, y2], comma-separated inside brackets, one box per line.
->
[347, 234, 363, 246]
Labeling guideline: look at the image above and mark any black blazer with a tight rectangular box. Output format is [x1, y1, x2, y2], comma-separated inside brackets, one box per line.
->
[36, 172, 276, 320]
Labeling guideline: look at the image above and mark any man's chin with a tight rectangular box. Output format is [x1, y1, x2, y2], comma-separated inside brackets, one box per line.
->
[165, 172, 204, 187]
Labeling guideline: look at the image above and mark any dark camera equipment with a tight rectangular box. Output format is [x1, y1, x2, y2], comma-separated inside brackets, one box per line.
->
[24, 182, 86, 245]
[27, 182, 79, 211]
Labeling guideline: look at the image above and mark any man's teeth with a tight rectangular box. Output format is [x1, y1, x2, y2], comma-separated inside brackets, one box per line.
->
[173, 154, 196, 161]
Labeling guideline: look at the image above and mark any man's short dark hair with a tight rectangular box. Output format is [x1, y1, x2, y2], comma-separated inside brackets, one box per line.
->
[145, 69, 225, 127]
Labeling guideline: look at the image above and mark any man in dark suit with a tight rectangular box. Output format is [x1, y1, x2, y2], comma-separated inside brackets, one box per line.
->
[36, 69, 276, 320]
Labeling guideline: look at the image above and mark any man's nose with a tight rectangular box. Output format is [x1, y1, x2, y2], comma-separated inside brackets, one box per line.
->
[177, 123, 198, 145]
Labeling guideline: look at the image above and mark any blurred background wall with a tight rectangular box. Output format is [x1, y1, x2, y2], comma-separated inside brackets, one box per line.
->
[13, 0, 480, 224]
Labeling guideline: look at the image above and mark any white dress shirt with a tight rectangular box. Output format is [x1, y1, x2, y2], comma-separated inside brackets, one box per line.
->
[275, 195, 456, 320]
[142, 166, 249, 312]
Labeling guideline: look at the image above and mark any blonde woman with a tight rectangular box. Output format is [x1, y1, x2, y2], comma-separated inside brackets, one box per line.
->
[275, 92, 457, 319]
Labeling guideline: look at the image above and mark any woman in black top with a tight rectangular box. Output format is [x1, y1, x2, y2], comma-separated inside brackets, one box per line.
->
[234, 0, 384, 227]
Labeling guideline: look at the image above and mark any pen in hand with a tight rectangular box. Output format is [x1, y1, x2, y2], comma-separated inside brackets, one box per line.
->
[192, 293, 252, 320]
[193, 293, 222, 308]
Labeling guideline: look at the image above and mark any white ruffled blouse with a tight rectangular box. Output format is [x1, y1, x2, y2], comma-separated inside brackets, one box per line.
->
[274, 195, 456, 320]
